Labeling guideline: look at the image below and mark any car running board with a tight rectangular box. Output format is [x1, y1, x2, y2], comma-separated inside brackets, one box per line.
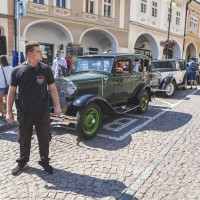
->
[151, 88, 168, 92]
[114, 104, 140, 114]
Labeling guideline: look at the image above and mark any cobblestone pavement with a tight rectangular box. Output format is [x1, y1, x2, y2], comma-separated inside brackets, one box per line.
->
[0, 88, 200, 200]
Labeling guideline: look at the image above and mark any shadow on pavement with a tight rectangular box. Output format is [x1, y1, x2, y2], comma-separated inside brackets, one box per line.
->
[154, 88, 199, 100]
[81, 110, 192, 151]
[0, 128, 18, 142]
[24, 167, 136, 200]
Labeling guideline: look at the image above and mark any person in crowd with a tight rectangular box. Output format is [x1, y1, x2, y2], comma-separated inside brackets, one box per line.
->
[188, 57, 198, 89]
[0, 55, 13, 119]
[6, 41, 62, 176]
[65, 53, 71, 76]
[52, 49, 67, 78]
[133, 59, 141, 72]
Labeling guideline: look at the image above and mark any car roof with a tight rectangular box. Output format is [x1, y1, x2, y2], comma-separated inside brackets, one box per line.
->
[78, 53, 149, 59]
[151, 59, 185, 63]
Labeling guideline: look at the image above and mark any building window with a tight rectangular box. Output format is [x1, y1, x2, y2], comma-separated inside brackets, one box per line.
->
[141, 0, 147, 13]
[33, 0, 44, 3]
[88, 47, 98, 55]
[152, 1, 157, 17]
[86, 0, 94, 14]
[190, 16, 198, 32]
[104, 0, 112, 17]
[176, 11, 180, 26]
[56, 0, 65, 7]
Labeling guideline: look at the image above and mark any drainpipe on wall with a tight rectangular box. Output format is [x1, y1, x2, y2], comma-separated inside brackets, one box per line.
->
[182, 0, 192, 60]
[14, 0, 17, 51]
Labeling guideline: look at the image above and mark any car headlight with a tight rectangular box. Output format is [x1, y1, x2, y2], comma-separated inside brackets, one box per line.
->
[66, 81, 77, 96]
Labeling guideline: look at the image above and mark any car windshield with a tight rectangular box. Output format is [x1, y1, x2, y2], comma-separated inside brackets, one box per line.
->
[151, 61, 175, 70]
[76, 58, 114, 73]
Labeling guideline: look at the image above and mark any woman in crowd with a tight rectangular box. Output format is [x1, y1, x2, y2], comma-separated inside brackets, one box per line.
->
[0, 55, 13, 119]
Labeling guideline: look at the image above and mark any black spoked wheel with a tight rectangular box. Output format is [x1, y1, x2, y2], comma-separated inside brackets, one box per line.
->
[137, 90, 149, 114]
[76, 103, 102, 140]
[162, 82, 175, 98]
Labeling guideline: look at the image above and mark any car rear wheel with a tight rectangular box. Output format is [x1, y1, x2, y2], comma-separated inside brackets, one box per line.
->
[162, 82, 175, 98]
[76, 103, 102, 140]
[137, 90, 149, 114]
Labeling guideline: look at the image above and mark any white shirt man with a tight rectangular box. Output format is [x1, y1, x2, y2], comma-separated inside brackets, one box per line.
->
[133, 59, 141, 73]
[52, 51, 67, 78]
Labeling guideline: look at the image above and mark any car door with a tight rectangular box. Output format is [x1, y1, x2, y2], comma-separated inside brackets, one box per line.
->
[173, 60, 186, 84]
[131, 58, 146, 95]
[112, 59, 132, 103]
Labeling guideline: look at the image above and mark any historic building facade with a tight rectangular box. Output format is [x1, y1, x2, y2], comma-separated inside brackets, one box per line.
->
[129, 0, 190, 60]
[184, 0, 200, 61]
[2, 0, 200, 64]
[19, 0, 130, 65]
[0, 0, 15, 58]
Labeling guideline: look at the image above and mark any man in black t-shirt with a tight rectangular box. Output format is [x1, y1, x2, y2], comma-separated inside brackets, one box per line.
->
[6, 41, 62, 176]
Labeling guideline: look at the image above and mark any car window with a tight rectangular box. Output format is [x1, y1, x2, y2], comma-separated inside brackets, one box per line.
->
[177, 61, 185, 70]
[76, 58, 114, 73]
[116, 60, 130, 74]
[151, 61, 175, 69]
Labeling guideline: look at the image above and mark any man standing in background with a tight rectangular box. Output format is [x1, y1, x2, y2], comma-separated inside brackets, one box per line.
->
[52, 49, 67, 78]
[188, 57, 198, 90]
[66, 54, 71, 76]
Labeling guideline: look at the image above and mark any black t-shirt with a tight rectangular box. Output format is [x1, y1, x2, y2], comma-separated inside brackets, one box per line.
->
[10, 62, 55, 114]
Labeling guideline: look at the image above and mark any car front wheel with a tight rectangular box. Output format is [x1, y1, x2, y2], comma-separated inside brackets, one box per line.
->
[162, 82, 175, 98]
[137, 90, 149, 114]
[76, 103, 102, 140]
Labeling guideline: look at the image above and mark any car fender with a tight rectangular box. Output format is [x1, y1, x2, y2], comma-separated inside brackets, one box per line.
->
[135, 83, 152, 102]
[73, 94, 116, 114]
[160, 76, 175, 88]
[73, 94, 97, 107]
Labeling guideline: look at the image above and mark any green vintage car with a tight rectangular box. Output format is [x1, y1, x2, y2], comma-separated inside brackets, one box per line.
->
[50, 53, 152, 140]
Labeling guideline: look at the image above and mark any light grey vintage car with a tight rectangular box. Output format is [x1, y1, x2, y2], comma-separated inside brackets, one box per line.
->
[148, 59, 187, 98]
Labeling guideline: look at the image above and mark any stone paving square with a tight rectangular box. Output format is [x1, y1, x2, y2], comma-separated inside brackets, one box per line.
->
[0, 89, 200, 200]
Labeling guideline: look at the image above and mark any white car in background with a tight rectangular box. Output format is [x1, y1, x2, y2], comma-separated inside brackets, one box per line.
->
[148, 59, 187, 98]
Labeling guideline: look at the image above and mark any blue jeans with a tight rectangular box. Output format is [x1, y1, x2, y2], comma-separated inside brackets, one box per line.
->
[188, 72, 196, 81]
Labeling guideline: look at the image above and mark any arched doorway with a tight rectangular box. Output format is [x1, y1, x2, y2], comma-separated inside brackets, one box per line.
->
[24, 21, 73, 65]
[79, 29, 118, 55]
[134, 33, 159, 61]
[162, 48, 173, 59]
[185, 43, 196, 62]
[161, 40, 181, 59]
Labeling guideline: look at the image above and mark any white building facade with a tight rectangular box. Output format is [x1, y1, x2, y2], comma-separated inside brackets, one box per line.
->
[129, 0, 189, 60]
[0, 0, 15, 58]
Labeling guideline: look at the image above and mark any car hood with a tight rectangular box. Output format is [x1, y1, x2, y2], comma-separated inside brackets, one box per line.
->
[61, 72, 110, 83]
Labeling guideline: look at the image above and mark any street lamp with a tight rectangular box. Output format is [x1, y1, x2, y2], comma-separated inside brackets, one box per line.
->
[165, 0, 177, 59]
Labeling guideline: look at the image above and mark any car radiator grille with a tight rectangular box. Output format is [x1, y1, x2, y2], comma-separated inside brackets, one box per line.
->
[148, 73, 160, 87]
[55, 79, 69, 113]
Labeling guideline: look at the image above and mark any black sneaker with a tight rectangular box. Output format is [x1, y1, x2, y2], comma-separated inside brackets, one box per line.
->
[190, 87, 193, 90]
[12, 163, 28, 176]
[38, 161, 54, 175]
